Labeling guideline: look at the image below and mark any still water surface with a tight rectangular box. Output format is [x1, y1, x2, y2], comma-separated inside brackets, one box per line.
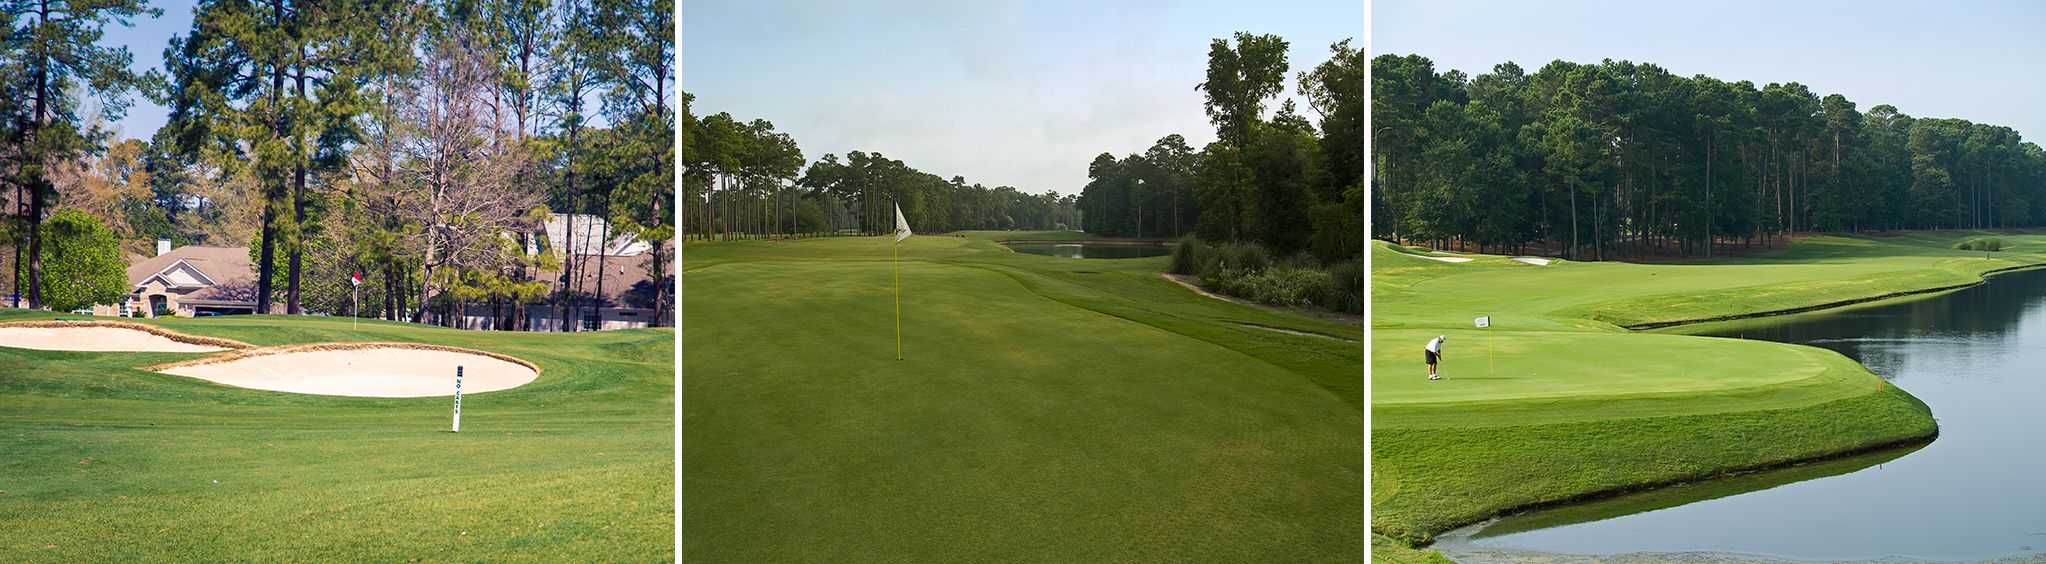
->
[1004, 242, 1171, 259]
[1441, 268, 2046, 562]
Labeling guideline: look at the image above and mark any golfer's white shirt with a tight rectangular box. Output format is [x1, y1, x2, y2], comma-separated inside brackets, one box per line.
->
[1426, 337, 1444, 353]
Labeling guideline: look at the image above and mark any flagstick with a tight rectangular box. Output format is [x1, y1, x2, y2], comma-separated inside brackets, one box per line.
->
[894, 239, 902, 360]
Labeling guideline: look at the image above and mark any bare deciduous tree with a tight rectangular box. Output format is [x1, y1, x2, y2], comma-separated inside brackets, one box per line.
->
[393, 29, 540, 326]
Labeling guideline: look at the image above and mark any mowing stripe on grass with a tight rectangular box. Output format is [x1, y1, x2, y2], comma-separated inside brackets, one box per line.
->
[684, 234, 1361, 562]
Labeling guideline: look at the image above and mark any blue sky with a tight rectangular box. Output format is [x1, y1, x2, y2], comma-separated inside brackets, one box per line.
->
[683, 0, 1364, 195]
[1372, 0, 2046, 142]
[100, 0, 195, 140]
[101, 0, 627, 141]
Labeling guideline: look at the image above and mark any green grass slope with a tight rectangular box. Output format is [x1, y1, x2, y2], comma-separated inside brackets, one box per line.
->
[682, 234, 1362, 562]
[1370, 231, 2046, 547]
[0, 312, 673, 561]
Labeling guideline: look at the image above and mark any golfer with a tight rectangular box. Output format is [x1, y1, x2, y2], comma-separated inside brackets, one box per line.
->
[1424, 335, 1446, 380]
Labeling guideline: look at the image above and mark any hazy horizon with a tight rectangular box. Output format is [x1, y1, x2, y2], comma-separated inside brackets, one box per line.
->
[683, 0, 1363, 196]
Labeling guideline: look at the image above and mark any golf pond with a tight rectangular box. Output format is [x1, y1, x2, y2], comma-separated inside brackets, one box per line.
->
[1437, 267, 2046, 562]
[1003, 241, 1172, 259]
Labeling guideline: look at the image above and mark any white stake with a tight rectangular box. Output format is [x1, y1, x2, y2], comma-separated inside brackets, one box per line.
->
[452, 366, 463, 432]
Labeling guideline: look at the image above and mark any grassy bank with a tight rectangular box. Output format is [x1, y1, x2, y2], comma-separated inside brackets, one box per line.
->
[0, 312, 673, 561]
[1370, 231, 2046, 554]
[683, 233, 1361, 561]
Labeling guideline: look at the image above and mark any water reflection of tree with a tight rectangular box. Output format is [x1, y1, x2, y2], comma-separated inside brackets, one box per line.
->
[1728, 270, 2046, 358]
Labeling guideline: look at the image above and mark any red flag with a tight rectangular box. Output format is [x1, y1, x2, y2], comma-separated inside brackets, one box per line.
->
[350, 272, 362, 287]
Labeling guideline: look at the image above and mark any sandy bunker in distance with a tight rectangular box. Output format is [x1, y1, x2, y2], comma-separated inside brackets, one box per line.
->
[0, 325, 230, 353]
[160, 346, 538, 398]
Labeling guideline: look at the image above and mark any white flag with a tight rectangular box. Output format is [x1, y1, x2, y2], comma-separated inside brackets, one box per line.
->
[1475, 316, 1490, 328]
[894, 203, 913, 243]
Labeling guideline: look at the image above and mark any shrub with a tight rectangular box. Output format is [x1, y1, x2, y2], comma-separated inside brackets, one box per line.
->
[1168, 235, 1211, 275]
[1326, 259, 1363, 314]
[1214, 267, 1250, 296]
[1952, 238, 2004, 253]
[1220, 266, 1335, 308]
[1201, 265, 1234, 289]
[1181, 240, 1356, 315]
[35, 208, 129, 312]
[1215, 241, 1271, 275]
[1280, 251, 1318, 270]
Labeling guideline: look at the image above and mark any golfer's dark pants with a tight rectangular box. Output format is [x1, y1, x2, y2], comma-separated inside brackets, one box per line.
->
[1425, 350, 1438, 366]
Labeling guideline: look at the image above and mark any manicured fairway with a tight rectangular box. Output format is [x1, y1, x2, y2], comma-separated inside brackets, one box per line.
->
[0, 313, 673, 561]
[682, 234, 1362, 562]
[1371, 232, 2046, 553]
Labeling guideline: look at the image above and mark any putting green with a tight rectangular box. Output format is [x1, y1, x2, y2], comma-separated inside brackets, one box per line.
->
[684, 234, 1361, 562]
[1373, 329, 1876, 428]
[1370, 232, 2045, 551]
[0, 312, 672, 561]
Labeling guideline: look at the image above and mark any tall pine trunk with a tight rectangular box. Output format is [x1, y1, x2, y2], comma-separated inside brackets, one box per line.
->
[287, 50, 308, 314]
[590, 214, 610, 330]
[254, 0, 286, 316]
[23, 20, 49, 309]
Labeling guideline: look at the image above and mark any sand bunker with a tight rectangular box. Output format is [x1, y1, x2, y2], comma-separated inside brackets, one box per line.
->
[1512, 256, 1552, 265]
[0, 322, 241, 353]
[1414, 255, 1473, 263]
[155, 343, 539, 398]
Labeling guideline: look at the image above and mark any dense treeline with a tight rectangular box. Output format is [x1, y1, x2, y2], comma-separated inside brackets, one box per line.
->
[1081, 34, 1363, 265]
[3, 0, 675, 329]
[682, 95, 1081, 240]
[1075, 134, 1199, 240]
[1375, 54, 2046, 259]
[1081, 33, 1362, 315]
[0, 0, 156, 310]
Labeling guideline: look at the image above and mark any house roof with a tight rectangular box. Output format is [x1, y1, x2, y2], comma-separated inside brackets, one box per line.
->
[542, 252, 665, 309]
[543, 214, 650, 257]
[127, 246, 258, 303]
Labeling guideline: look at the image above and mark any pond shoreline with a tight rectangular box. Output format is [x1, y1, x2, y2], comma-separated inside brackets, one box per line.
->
[1408, 263, 2046, 557]
[999, 239, 1178, 246]
[1445, 266, 2046, 560]
[1625, 262, 2046, 330]
[1376, 246, 2035, 554]
[1418, 429, 1939, 551]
